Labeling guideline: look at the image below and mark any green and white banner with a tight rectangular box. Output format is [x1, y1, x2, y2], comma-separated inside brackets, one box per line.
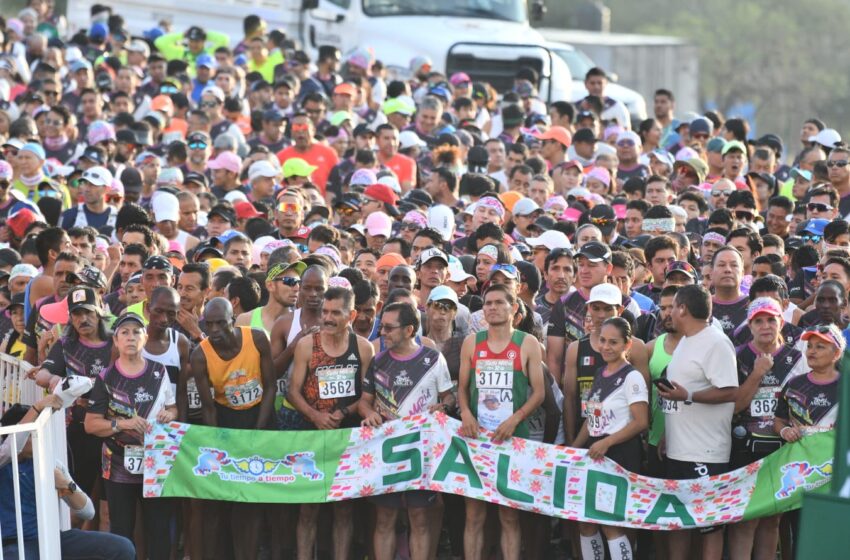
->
[143, 413, 834, 530]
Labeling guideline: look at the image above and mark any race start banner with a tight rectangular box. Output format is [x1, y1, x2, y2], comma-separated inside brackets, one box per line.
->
[143, 412, 834, 530]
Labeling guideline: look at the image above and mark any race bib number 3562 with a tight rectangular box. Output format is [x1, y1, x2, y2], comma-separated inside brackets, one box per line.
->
[318, 365, 357, 399]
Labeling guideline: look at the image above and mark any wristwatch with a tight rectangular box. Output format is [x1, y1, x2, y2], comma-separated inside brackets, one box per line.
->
[58, 481, 77, 498]
[111, 419, 120, 433]
[684, 391, 693, 406]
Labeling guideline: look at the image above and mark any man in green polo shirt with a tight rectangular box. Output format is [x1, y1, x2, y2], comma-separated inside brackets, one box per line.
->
[126, 256, 175, 325]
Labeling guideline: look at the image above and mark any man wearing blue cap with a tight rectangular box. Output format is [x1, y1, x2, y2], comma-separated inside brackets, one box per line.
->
[154, 25, 230, 75]
[191, 54, 217, 104]
[61, 59, 93, 112]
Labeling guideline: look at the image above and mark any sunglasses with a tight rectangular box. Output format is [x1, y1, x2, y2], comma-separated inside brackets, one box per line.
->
[278, 202, 302, 213]
[276, 277, 300, 287]
[42, 90, 59, 98]
[106, 194, 123, 203]
[161, 86, 180, 94]
[200, 100, 219, 108]
[38, 189, 62, 199]
[401, 223, 422, 232]
[590, 217, 617, 227]
[808, 202, 833, 212]
[188, 142, 208, 150]
[3, 148, 18, 157]
[802, 234, 822, 243]
[735, 210, 754, 221]
[335, 206, 357, 216]
[291, 123, 310, 132]
[827, 160, 849, 168]
[711, 189, 733, 197]
[296, 244, 309, 253]
[428, 300, 456, 312]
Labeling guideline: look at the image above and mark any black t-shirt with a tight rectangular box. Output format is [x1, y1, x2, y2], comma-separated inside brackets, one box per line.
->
[712, 296, 749, 339]
[22, 295, 57, 350]
[840, 193, 850, 220]
[43, 335, 113, 423]
[776, 372, 840, 430]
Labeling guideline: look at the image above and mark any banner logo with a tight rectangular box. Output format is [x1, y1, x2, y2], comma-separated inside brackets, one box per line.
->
[775, 460, 833, 499]
[193, 447, 324, 484]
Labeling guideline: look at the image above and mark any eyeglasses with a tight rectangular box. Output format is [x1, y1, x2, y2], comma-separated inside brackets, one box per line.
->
[735, 210, 754, 221]
[616, 139, 635, 147]
[106, 194, 123, 203]
[276, 277, 300, 287]
[188, 142, 208, 150]
[428, 300, 456, 312]
[44, 118, 63, 127]
[42, 90, 58, 98]
[200, 100, 219, 108]
[161, 85, 180, 94]
[3, 148, 18, 157]
[711, 189, 733, 197]
[278, 202, 302, 213]
[380, 323, 406, 333]
[335, 206, 357, 216]
[38, 189, 62, 199]
[802, 234, 822, 243]
[827, 160, 849, 168]
[296, 244, 309, 253]
[807, 202, 833, 212]
[692, 133, 710, 140]
[401, 223, 422, 232]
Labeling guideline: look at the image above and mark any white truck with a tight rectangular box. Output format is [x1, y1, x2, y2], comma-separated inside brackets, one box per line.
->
[65, 0, 576, 102]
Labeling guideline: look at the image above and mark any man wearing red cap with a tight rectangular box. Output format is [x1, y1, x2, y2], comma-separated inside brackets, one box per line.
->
[361, 183, 399, 219]
[233, 200, 264, 232]
[533, 126, 571, 169]
[376, 124, 416, 192]
[276, 113, 339, 197]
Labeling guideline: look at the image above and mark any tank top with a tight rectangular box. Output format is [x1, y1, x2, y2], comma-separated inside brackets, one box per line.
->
[174, 229, 190, 253]
[300, 331, 362, 427]
[469, 330, 529, 438]
[142, 328, 181, 390]
[72, 203, 117, 230]
[250, 306, 270, 337]
[279, 308, 303, 410]
[648, 334, 673, 446]
[200, 326, 264, 410]
[575, 336, 604, 425]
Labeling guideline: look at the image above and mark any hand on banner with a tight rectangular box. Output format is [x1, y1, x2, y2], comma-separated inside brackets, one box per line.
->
[312, 410, 342, 430]
[492, 414, 521, 443]
[588, 437, 612, 460]
[361, 410, 383, 427]
[156, 408, 177, 424]
[460, 409, 480, 439]
[780, 425, 803, 443]
[120, 415, 149, 438]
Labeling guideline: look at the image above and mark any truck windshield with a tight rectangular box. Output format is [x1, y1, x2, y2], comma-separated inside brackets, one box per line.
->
[362, 0, 527, 23]
[552, 48, 595, 81]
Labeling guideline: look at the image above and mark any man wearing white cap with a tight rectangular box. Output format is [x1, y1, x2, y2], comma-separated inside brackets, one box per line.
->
[60, 166, 117, 232]
[510, 198, 542, 242]
[8, 263, 38, 296]
[153, 192, 199, 254]
[615, 130, 650, 187]
[248, 159, 280, 205]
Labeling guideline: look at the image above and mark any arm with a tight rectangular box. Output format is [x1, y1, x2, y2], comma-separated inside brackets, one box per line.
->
[492, 335, 545, 441]
[587, 402, 650, 460]
[572, 420, 589, 448]
[563, 341, 579, 443]
[735, 354, 772, 413]
[153, 31, 185, 61]
[357, 347, 382, 426]
[658, 383, 737, 404]
[546, 335, 565, 390]
[175, 335, 192, 423]
[54, 467, 94, 520]
[234, 311, 251, 327]
[205, 30, 230, 52]
[540, 373, 560, 444]
[254, 331, 277, 429]
[269, 313, 293, 371]
[349, 337, 375, 419]
[629, 338, 651, 387]
[457, 334, 479, 438]
[190, 347, 217, 427]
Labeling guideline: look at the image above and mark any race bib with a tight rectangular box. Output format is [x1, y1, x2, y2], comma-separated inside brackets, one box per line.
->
[187, 378, 202, 410]
[224, 378, 263, 408]
[276, 377, 287, 397]
[661, 398, 681, 415]
[750, 387, 778, 418]
[585, 401, 606, 436]
[124, 445, 144, 475]
[317, 364, 357, 399]
[475, 359, 514, 390]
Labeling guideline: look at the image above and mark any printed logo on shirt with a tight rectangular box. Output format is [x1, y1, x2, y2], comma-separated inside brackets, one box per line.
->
[134, 387, 154, 403]
[812, 393, 830, 407]
[785, 355, 794, 364]
[347, 353, 357, 361]
[479, 351, 487, 358]
[762, 374, 780, 386]
[507, 350, 517, 360]
[394, 371, 413, 387]
[582, 356, 594, 366]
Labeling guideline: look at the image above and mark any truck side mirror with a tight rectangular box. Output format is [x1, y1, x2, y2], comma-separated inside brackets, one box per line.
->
[531, 1, 547, 21]
[301, 0, 319, 9]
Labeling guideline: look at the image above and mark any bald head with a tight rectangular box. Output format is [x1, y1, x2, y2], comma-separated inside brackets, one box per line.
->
[205, 297, 234, 321]
[151, 286, 179, 306]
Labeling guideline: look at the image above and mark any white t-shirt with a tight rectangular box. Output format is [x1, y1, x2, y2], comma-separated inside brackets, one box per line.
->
[665, 325, 738, 464]
[585, 366, 648, 438]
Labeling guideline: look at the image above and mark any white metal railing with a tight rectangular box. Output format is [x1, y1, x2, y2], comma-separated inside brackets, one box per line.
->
[0, 354, 68, 559]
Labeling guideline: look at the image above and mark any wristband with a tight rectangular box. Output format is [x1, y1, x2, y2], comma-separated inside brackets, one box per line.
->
[780, 426, 792, 438]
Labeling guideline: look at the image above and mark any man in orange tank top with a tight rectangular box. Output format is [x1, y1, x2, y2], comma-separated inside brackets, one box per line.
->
[190, 297, 275, 560]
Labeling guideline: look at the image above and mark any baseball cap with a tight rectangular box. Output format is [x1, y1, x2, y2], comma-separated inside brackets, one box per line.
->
[143, 255, 173, 271]
[398, 130, 426, 150]
[512, 198, 541, 218]
[801, 324, 846, 354]
[587, 283, 622, 306]
[365, 212, 392, 238]
[375, 253, 407, 271]
[665, 260, 696, 281]
[196, 53, 216, 69]
[791, 168, 813, 182]
[747, 297, 783, 322]
[207, 152, 242, 174]
[524, 230, 572, 251]
[801, 218, 829, 237]
[20, 143, 45, 161]
[187, 131, 211, 145]
[448, 258, 474, 283]
[532, 126, 571, 148]
[282, 158, 317, 178]
[71, 265, 108, 290]
[689, 117, 713, 136]
[192, 241, 223, 261]
[120, 168, 143, 193]
[674, 158, 708, 184]
[721, 140, 747, 156]
[333, 83, 357, 97]
[418, 247, 449, 267]
[428, 285, 459, 305]
[335, 193, 362, 212]
[576, 241, 612, 263]
[234, 201, 262, 220]
[67, 286, 102, 315]
[248, 160, 279, 182]
[573, 128, 597, 144]
[113, 312, 146, 330]
[152, 192, 180, 222]
[427, 204, 455, 242]
[449, 72, 471, 86]
[589, 204, 617, 235]
[364, 183, 399, 206]
[489, 263, 518, 280]
[184, 172, 209, 189]
[706, 137, 727, 154]
[9, 263, 37, 281]
[809, 128, 842, 149]
[7, 208, 37, 239]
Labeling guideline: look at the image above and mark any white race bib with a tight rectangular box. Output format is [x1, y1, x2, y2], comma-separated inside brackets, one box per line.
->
[187, 378, 202, 410]
[124, 445, 144, 475]
[585, 401, 607, 436]
[749, 387, 778, 418]
[475, 359, 514, 390]
[661, 398, 681, 415]
[317, 365, 357, 399]
[224, 378, 262, 408]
